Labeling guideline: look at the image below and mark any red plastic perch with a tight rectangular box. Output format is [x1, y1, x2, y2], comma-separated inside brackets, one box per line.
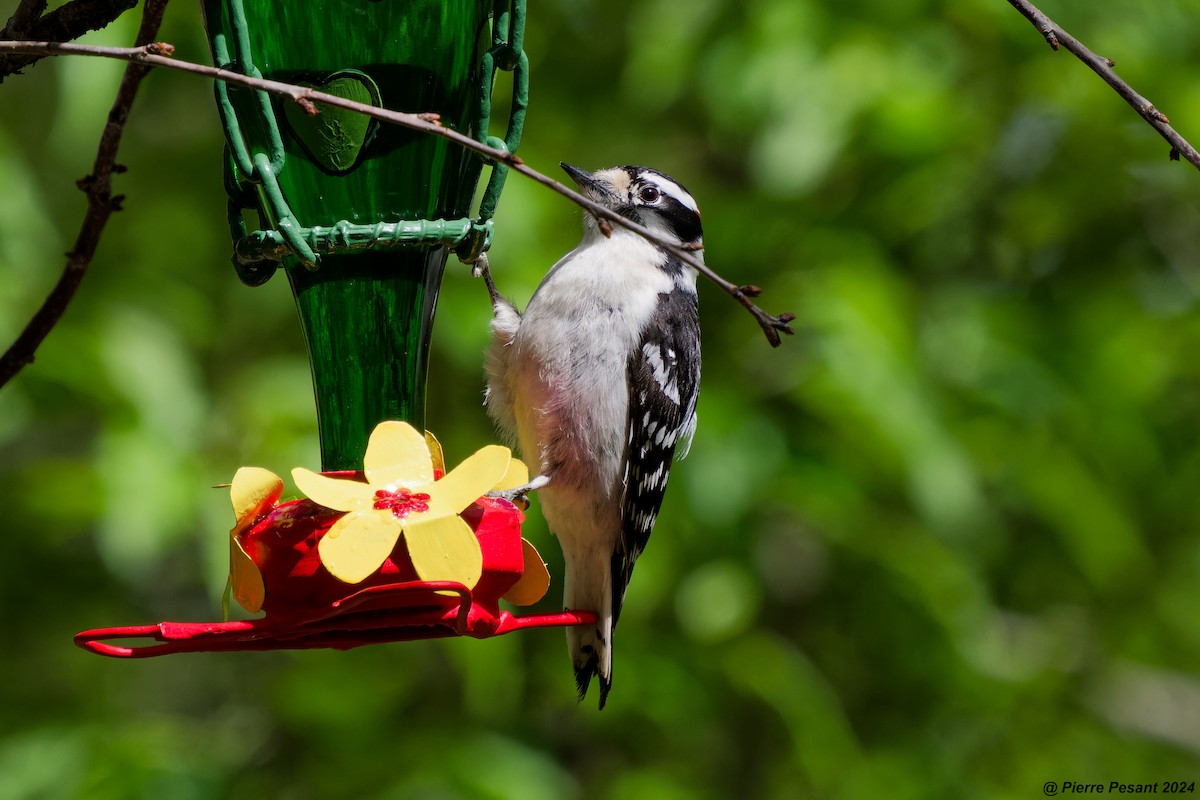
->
[76, 580, 597, 658]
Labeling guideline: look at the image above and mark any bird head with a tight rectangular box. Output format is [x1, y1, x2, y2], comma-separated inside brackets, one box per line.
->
[561, 163, 703, 248]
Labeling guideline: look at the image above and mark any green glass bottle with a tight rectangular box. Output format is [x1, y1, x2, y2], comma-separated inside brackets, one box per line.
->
[202, 0, 493, 469]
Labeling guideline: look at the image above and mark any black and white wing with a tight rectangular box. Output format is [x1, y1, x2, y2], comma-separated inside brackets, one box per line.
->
[612, 288, 701, 625]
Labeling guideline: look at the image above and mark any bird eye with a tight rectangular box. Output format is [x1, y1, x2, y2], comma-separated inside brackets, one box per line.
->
[638, 186, 661, 203]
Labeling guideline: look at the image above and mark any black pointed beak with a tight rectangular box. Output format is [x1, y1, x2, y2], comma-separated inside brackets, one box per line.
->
[560, 162, 615, 202]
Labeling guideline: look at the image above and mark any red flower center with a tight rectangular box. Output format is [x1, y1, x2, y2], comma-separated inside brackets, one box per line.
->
[373, 487, 431, 519]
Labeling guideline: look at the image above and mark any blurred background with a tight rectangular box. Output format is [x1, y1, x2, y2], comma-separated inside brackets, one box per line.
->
[3, 0, 1200, 797]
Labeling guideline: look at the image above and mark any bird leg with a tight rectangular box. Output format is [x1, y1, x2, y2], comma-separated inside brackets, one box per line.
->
[470, 253, 506, 310]
[487, 473, 550, 505]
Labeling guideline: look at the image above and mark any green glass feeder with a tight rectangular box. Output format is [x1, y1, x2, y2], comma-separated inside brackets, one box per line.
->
[72, 0, 606, 660]
[200, 0, 527, 470]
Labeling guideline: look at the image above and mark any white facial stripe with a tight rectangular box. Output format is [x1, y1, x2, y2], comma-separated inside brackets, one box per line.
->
[640, 172, 699, 214]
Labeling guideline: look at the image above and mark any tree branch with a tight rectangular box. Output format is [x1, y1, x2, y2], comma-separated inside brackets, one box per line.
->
[2, 1, 48, 38]
[0, 38, 795, 348]
[0, 2, 168, 389]
[1005, 0, 1200, 171]
[0, 0, 137, 82]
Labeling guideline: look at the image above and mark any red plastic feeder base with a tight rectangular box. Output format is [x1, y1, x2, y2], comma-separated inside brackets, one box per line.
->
[76, 483, 597, 658]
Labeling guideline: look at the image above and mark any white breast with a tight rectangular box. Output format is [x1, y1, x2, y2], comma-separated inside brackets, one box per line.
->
[509, 231, 674, 495]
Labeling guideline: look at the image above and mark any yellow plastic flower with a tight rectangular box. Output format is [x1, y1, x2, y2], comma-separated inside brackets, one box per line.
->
[293, 421, 512, 586]
[224, 466, 282, 615]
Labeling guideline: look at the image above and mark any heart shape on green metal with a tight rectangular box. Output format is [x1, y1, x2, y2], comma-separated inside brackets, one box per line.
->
[283, 69, 382, 175]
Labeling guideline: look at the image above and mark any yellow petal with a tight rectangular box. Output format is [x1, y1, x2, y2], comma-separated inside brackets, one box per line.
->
[230, 467, 283, 528]
[502, 539, 551, 605]
[425, 445, 511, 516]
[292, 467, 375, 512]
[318, 510, 403, 584]
[229, 536, 265, 613]
[425, 431, 445, 475]
[493, 457, 530, 492]
[363, 421, 434, 488]
[403, 514, 483, 588]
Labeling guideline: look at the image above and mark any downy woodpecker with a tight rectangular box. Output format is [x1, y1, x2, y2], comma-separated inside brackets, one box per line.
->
[483, 163, 702, 708]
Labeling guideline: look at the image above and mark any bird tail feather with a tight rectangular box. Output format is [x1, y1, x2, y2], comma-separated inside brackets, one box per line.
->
[565, 557, 613, 709]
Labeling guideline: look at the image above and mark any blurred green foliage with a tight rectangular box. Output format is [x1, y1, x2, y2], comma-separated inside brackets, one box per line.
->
[3, 0, 1200, 797]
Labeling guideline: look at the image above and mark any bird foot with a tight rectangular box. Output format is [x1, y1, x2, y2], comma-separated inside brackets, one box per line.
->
[486, 474, 550, 505]
[470, 253, 505, 309]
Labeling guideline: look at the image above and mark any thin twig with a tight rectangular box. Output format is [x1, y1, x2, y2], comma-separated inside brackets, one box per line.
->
[0, 0, 137, 82]
[0, 38, 795, 347]
[1005, 0, 1200, 171]
[0, 3, 168, 388]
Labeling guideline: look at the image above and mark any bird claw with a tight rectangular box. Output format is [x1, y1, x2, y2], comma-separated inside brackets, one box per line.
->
[470, 253, 506, 309]
[486, 474, 550, 506]
[469, 253, 488, 280]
